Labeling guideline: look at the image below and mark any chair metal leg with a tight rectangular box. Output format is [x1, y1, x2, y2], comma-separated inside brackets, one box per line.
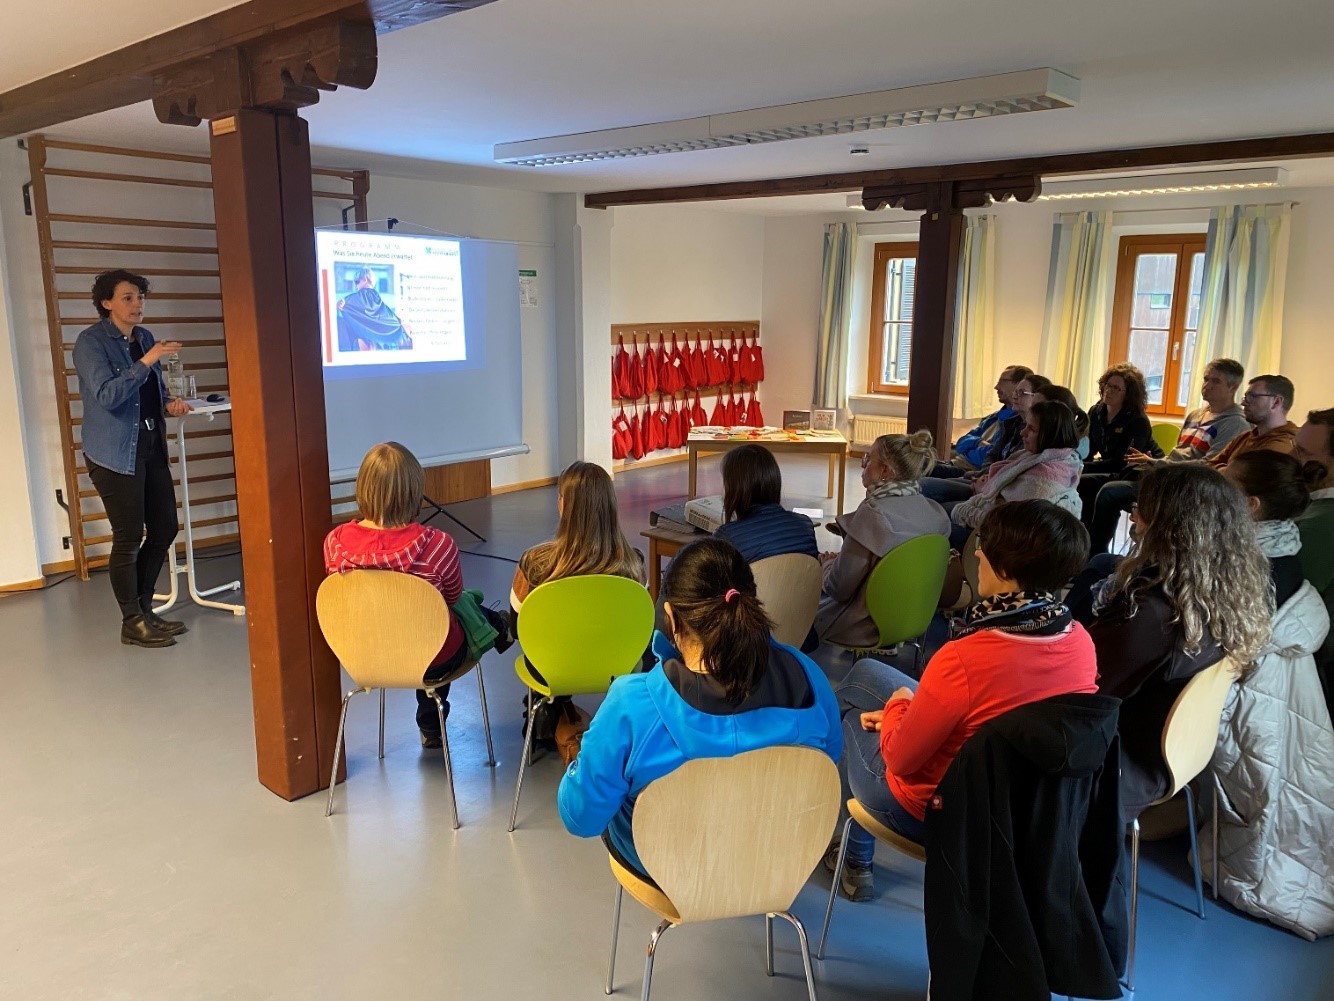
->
[508, 694, 544, 832]
[432, 690, 460, 830]
[474, 662, 496, 767]
[1212, 782, 1220, 901]
[325, 689, 363, 818]
[765, 914, 775, 976]
[816, 816, 853, 960]
[377, 688, 386, 760]
[606, 884, 623, 995]
[775, 911, 821, 1001]
[1183, 784, 1204, 919]
[641, 920, 671, 1001]
[1126, 818, 1140, 992]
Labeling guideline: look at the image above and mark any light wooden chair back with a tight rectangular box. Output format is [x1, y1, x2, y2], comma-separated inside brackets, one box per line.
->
[316, 570, 450, 689]
[750, 553, 822, 647]
[633, 746, 839, 925]
[1158, 657, 1238, 803]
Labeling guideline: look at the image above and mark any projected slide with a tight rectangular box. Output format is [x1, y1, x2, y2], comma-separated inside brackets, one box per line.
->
[316, 231, 466, 367]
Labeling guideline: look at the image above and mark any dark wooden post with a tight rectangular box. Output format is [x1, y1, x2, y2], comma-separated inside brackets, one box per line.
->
[863, 176, 1040, 451]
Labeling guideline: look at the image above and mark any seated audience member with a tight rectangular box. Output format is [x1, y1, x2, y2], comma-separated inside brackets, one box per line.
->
[931, 365, 1032, 475]
[1073, 464, 1272, 820]
[828, 500, 1096, 900]
[1077, 363, 1159, 528]
[1294, 408, 1334, 715]
[815, 431, 950, 648]
[949, 401, 1083, 550]
[1206, 374, 1299, 468]
[511, 461, 646, 755]
[1085, 358, 1250, 554]
[1225, 450, 1321, 605]
[923, 373, 1049, 504]
[713, 444, 819, 562]
[324, 442, 469, 749]
[557, 539, 842, 881]
[1209, 447, 1333, 940]
[1032, 383, 1091, 458]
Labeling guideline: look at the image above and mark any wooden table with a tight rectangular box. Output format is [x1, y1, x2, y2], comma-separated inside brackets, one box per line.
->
[641, 525, 706, 600]
[686, 430, 850, 515]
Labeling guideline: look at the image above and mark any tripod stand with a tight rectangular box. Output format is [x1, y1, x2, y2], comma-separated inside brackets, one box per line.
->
[420, 495, 487, 542]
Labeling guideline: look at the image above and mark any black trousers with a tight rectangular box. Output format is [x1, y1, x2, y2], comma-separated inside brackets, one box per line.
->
[86, 427, 178, 619]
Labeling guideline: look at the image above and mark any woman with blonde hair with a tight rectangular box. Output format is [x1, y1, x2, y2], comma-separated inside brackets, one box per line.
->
[1075, 463, 1273, 818]
[815, 430, 950, 648]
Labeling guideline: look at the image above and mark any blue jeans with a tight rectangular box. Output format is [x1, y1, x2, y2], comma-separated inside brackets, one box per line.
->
[922, 476, 974, 505]
[835, 658, 927, 865]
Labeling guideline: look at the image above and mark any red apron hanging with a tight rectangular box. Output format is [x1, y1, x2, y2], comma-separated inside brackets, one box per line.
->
[613, 335, 630, 399]
[628, 341, 646, 399]
[666, 394, 684, 449]
[612, 406, 632, 460]
[690, 390, 709, 427]
[686, 336, 707, 388]
[737, 331, 756, 384]
[629, 404, 645, 460]
[710, 391, 728, 427]
[751, 335, 765, 383]
[663, 333, 685, 393]
[705, 332, 727, 386]
[747, 391, 765, 428]
[650, 335, 667, 394]
[728, 333, 743, 385]
[642, 337, 659, 397]
[653, 394, 671, 452]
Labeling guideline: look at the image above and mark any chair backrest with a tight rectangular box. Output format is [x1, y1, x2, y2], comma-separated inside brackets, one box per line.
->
[634, 746, 840, 924]
[517, 574, 654, 696]
[864, 533, 951, 648]
[750, 553, 823, 647]
[1150, 422, 1180, 456]
[316, 570, 449, 689]
[1159, 657, 1239, 800]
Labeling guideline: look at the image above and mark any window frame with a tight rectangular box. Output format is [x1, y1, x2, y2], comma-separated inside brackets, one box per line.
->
[1106, 233, 1207, 419]
[866, 240, 919, 396]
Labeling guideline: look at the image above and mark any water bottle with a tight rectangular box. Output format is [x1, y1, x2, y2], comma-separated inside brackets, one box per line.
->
[162, 352, 186, 399]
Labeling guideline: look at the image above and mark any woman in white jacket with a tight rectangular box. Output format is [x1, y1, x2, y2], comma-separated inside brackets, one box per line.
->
[949, 401, 1084, 550]
[1208, 450, 1334, 939]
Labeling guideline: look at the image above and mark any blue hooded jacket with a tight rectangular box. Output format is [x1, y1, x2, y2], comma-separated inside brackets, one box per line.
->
[558, 631, 843, 874]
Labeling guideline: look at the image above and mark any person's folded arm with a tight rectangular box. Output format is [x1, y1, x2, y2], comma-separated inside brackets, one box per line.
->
[879, 647, 969, 777]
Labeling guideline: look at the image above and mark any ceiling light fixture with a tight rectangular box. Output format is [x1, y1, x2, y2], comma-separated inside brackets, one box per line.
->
[495, 68, 1079, 167]
[1037, 167, 1286, 200]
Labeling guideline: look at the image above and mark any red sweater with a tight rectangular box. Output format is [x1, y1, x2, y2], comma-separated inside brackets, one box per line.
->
[323, 521, 465, 666]
[879, 623, 1098, 820]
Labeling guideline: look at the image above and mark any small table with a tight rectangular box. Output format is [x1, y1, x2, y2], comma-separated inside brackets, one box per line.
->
[641, 525, 706, 601]
[686, 430, 850, 515]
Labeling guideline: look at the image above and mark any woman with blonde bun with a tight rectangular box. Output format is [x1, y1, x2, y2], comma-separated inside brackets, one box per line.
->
[815, 430, 951, 648]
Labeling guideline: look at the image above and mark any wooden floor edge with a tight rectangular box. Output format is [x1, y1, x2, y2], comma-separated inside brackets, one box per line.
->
[614, 452, 690, 472]
[492, 475, 558, 495]
[0, 577, 47, 594]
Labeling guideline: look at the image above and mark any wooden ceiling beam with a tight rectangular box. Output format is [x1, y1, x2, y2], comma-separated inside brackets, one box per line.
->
[582, 131, 1334, 209]
[0, 0, 497, 138]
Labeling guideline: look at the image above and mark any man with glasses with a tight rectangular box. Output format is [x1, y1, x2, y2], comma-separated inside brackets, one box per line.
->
[1206, 374, 1298, 468]
[944, 365, 1033, 472]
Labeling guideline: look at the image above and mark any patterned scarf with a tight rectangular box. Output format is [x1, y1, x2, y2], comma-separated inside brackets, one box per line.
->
[865, 478, 923, 502]
[949, 591, 1071, 639]
[1254, 519, 1302, 558]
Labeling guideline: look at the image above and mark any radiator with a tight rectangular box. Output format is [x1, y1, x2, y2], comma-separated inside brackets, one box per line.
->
[850, 415, 908, 447]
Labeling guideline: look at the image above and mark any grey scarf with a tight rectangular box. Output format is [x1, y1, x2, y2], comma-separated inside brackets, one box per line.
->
[865, 478, 923, 502]
[1254, 519, 1302, 558]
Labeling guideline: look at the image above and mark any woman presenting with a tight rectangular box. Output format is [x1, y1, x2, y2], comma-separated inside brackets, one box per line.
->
[73, 270, 192, 648]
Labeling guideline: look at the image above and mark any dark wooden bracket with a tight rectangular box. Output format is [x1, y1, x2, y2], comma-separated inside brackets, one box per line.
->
[861, 174, 1041, 213]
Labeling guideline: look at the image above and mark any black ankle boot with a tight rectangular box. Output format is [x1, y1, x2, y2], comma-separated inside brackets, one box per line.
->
[141, 603, 188, 636]
[121, 614, 177, 648]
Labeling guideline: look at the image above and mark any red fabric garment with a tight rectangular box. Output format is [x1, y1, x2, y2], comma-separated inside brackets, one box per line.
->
[690, 391, 709, 427]
[728, 334, 743, 385]
[651, 395, 671, 452]
[738, 332, 758, 383]
[652, 336, 668, 393]
[324, 521, 465, 665]
[709, 392, 728, 427]
[878, 624, 1099, 821]
[752, 337, 765, 382]
[728, 388, 742, 425]
[642, 339, 659, 397]
[612, 406, 631, 460]
[666, 395, 684, 448]
[747, 392, 765, 428]
[705, 333, 728, 386]
[629, 407, 645, 460]
[735, 389, 752, 427]
[627, 342, 645, 399]
[687, 337, 708, 388]
[662, 333, 686, 393]
[613, 335, 629, 399]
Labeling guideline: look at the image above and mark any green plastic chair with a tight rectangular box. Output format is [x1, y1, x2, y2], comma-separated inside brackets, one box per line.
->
[1151, 422, 1180, 456]
[508, 574, 654, 831]
[832, 533, 950, 672]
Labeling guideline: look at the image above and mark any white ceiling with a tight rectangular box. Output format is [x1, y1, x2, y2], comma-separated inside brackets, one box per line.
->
[10, 0, 1334, 197]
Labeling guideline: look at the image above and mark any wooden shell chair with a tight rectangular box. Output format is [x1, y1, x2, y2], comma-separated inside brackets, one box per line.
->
[750, 553, 823, 648]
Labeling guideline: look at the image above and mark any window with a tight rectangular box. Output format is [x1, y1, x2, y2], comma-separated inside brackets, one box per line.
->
[1107, 234, 1207, 417]
[867, 242, 918, 395]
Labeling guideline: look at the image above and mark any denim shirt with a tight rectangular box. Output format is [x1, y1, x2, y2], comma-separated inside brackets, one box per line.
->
[72, 319, 171, 475]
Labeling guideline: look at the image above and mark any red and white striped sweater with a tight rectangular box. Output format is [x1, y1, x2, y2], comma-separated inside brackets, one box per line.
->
[323, 520, 465, 665]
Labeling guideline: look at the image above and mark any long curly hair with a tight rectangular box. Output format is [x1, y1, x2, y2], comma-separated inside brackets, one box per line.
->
[1105, 464, 1272, 669]
[1097, 362, 1149, 416]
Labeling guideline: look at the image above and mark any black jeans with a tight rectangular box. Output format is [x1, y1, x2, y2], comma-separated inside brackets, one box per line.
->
[86, 427, 178, 619]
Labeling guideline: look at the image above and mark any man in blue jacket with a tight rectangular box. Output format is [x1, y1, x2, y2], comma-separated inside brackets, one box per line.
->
[946, 365, 1032, 472]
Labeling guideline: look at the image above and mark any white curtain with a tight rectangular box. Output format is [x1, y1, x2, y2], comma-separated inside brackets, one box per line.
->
[1196, 203, 1292, 379]
[1038, 210, 1116, 405]
[814, 222, 856, 410]
[952, 214, 997, 419]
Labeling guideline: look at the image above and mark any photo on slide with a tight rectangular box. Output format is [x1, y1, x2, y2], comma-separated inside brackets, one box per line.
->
[317, 231, 467, 369]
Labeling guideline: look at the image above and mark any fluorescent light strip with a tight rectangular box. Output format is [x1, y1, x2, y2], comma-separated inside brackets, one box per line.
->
[1037, 167, 1286, 200]
[496, 69, 1078, 167]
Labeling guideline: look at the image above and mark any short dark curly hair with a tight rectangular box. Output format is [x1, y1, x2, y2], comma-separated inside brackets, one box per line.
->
[91, 270, 149, 319]
[1097, 363, 1148, 416]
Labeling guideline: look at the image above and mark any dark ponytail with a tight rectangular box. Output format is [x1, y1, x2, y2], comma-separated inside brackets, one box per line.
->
[662, 539, 773, 705]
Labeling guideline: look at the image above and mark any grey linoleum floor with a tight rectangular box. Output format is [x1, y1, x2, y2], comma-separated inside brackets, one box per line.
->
[2, 455, 1331, 1000]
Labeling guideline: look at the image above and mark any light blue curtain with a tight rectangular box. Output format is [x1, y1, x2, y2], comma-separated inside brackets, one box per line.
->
[952, 214, 997, 419]
[1197, 203, 1292, 379]
[1038, 211, 1116, 405]
[814, 222, 856, 410]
